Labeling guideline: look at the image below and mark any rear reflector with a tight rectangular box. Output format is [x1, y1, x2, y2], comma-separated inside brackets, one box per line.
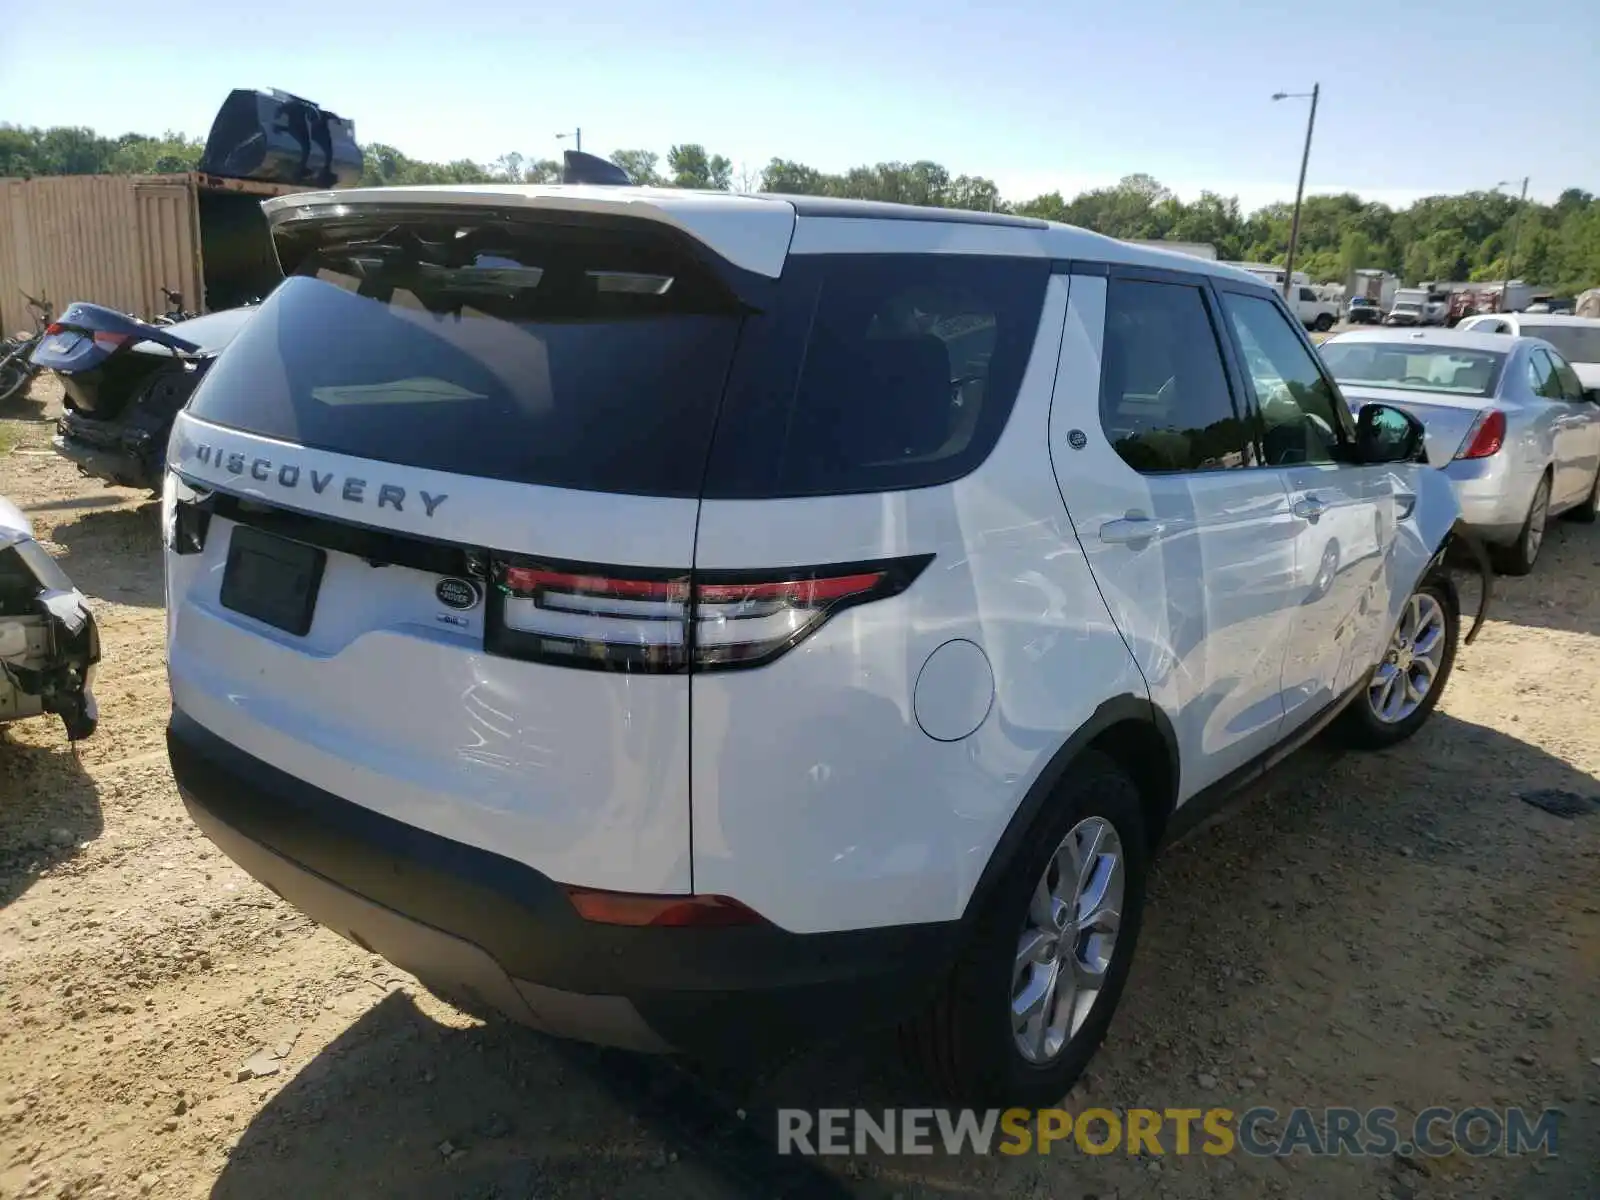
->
[1456, 409, 1506, 460]
[563, 887, 764, 927]
[486, 554, 933, 672]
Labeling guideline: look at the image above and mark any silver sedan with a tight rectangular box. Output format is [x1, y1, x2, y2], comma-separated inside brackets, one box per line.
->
[1319, 328, 1600, 574]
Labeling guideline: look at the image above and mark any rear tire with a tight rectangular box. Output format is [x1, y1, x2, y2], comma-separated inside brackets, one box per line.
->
[1491, 473, 1551, 576]
[901, 751, 1148, 1107]
[1313, 313, 1335, 332]
[1339, 574, 1458, 750]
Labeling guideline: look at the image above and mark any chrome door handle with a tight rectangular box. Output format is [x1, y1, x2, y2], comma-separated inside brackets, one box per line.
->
[1100, 516, 1166, 546]
[1292, 496, 1326, 522]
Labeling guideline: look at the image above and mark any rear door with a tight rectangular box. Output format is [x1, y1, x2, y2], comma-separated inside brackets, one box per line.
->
[1049, 266, 1299, 799]
[1545, 348, 1600, 494]
[1533, 347, 1600, 505]
[1527, 347, 1589, 505]
[1212, 284, 1398, 726]
[165, 199, 792, 894]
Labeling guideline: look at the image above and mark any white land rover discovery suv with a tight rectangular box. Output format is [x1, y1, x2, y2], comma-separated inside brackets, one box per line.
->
[164, 186, 1469, 1105]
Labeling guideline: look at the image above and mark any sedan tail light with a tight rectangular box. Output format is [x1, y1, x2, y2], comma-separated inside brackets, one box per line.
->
[486, 554, 933, 672]
[42, 322, 127, 350]
[1456, 409, 1506, 460]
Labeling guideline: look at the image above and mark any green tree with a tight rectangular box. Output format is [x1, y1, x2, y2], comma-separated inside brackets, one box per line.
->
[608, 149, 660, 186]
[759, 158, 825, 194]
[1336, 230, 1374, 284]
[666, 144, 732, 190]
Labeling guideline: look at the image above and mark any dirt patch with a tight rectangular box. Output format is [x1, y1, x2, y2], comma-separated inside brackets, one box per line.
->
[2, 375, 1597, 1200]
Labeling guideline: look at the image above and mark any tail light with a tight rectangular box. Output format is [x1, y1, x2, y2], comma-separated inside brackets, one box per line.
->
[160, 471, 211, 555]
[1456, 409, 1506, 460]
[41, 323, 127, 350]
[485, 554, 933, 672]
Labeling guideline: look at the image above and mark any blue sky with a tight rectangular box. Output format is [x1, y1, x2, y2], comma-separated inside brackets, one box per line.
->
[3, 0, 1596, 212]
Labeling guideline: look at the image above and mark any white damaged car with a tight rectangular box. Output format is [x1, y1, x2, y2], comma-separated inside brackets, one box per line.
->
[0, 495, 99, 740]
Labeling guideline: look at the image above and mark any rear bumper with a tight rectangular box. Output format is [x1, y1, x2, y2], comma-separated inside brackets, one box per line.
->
[51, 433, 152, 490]
[53, 409, 163, 489]
[167, 709, 958, 1060]
[1442, 456, 1534, 545]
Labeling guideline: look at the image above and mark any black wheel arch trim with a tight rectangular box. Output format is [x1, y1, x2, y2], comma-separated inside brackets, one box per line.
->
[1434, 519, 1491, 645]
[960, 694, 1176, 929]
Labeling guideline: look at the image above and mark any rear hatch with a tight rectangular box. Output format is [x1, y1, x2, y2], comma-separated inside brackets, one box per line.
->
[1324, 340, 1508, 467]
[164, 192, 795, 893]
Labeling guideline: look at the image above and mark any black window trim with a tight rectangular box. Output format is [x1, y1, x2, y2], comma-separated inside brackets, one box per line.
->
[1093, 261, 1260, 475]
[1207, 275, 1360, 461]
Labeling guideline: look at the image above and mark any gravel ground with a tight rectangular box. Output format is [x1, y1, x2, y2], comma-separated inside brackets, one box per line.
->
[2, 375, 1598, 1200]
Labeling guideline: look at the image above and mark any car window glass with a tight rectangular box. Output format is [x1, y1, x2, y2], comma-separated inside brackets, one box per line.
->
[703, 254, 1051, 498]
[1527, 349, 1563, 399]
[1099, 278, 1250, 473]
[1219, 293, 1345, 466]
[1299, 287, 1317, 303]
[1546, 350, 1585, 400]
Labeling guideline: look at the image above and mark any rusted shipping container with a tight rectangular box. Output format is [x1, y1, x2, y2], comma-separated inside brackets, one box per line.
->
[0, 172, 305, 334]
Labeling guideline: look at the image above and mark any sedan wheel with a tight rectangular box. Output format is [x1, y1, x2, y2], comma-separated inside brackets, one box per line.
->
[1494, 475, 1550, 576]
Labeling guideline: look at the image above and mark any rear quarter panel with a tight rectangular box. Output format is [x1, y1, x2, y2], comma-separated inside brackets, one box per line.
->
[688, 275, 1149, 933]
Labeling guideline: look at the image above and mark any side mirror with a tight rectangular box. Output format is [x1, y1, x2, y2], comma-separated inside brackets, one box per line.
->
[1356, 402, 1426, 464]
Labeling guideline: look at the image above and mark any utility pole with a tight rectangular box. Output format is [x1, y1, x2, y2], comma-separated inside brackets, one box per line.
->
[1505, 175, 1529, 301]
[1273, 83, 1320, 301]
[557, 128, 582, 153]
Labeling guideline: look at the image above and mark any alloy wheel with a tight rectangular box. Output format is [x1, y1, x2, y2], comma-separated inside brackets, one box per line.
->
[1368, 591, 1448, 724]
[1011, 816, 1125, 1064]
[1525, 479, 1549, 565]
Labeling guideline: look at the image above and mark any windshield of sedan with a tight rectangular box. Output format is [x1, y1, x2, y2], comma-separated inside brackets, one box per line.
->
[1318, 342, 1506, 397]
[1520, 324, 1600, 364]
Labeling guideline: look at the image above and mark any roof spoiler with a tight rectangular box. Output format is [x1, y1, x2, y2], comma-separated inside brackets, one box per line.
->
[199, 89, 363, 189]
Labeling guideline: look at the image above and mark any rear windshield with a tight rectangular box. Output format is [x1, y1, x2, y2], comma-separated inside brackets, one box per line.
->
[1521, 324, 1600, 364]
[190, 211, 1050, 499]
[188, 216, 744, 497]
[1319, 342, 1505, 397]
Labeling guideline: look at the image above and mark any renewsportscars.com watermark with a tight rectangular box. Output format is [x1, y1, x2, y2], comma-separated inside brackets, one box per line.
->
[776, 1106, 1561, 1158]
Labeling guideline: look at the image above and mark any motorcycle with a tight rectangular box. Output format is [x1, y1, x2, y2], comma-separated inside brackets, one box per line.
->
[0, 291, 54, 403]
[153, 285, 199, 326]
[30, 301, 255, 491]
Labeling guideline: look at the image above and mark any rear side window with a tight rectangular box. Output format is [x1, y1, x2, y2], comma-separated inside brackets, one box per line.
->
[1099, 277, 1250, 472]
[188, 215, 744, 497]
[703, 255, 1050, 497]
[1547, 351, 1585, 400]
